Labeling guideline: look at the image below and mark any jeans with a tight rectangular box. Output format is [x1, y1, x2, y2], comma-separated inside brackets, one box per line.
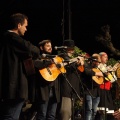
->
[85, 95, 100, 120]
[36, 88, 57, 120]
[0, 98, 25, 120]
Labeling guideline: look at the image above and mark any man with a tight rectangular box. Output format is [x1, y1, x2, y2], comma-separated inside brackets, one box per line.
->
[82, 53, 103, 120]
[98, 52, 114, 110]
[33, 39, 60, 120]
[59, 39, 84, 120]
[97, 52, 115, 120]
[0, 13, 40, 119]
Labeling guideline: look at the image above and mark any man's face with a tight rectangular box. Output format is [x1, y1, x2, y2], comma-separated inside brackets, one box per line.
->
[101, 54, 108, 64]
[92, 61, 100, 67]
[18, 19, 28, 36]
[41, 42, 52, 54]
[66, 48, 74, 57]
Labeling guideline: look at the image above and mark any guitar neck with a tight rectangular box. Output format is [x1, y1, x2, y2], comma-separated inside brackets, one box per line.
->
[61, 57, 79, 66]
[108, 62, 120, 71]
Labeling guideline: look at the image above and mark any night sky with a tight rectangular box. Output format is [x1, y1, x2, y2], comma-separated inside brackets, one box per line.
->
[1, 0, 120, 56]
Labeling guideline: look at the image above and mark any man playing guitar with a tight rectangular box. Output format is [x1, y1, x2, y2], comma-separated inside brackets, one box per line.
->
[97, 52, 116, 120]
[82, 53, 103, 120]
[32, 39, 61, 120]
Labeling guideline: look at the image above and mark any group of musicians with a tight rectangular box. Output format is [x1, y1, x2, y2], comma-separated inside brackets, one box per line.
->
[26, 39, 120, 120]
[0, 12, 120, 120]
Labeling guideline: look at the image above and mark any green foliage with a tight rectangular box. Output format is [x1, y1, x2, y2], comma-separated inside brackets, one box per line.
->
[71, 46, 86, 58]
[74, 99, 83, 110]
[113, 98, 120, 109]
[107, 58, 118, 66]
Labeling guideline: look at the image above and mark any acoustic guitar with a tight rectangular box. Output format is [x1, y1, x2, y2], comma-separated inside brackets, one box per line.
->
[92, 68, 104, 84]
[107, 62, 120, 72]
[92, 68, 116, 84]
[100, 62, 120, 82]
[39, 56, 84, 81]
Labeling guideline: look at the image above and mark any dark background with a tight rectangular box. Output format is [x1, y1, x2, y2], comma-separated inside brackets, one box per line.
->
[0, 0, 120, 56]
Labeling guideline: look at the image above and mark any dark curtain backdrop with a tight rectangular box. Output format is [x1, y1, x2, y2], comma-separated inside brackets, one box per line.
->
[0, 0, 120, 55]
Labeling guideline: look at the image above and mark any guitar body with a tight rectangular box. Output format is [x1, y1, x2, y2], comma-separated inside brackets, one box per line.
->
[116, 67, 120, 78]
[92, 68, 104, 84]
[78, 65, 84, 72]
[39, 56, 66, 81]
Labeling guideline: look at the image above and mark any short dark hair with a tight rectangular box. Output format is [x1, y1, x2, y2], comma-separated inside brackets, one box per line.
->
[9, 13, 28, 29]
[38, 39, 51, 48]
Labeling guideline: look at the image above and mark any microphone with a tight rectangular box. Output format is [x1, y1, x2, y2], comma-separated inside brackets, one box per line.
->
[88, 57, 101, 63]
[54, 46, 68, 50]
[63, 60, 70, 62]
[42, 54, 56, 58]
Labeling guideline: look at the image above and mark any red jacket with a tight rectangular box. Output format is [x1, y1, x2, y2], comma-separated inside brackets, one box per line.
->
[100, 81, 111, 90]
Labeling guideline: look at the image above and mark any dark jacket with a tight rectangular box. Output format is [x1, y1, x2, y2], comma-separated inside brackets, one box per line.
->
[33, 58, 61, 102]
[0, 31, 40, 100]
[82, 61, 100, 97]
[60, 55, 82, 98]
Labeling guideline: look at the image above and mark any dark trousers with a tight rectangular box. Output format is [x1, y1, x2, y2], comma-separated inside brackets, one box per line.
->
[0, 98, 25, 120]
[36, 88, 57, 120]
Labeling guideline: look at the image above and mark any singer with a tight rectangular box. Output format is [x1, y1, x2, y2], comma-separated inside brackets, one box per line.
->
[32, 39, 61, 120]
[59, 39, 84, 120]
[96, 52, 115, 120]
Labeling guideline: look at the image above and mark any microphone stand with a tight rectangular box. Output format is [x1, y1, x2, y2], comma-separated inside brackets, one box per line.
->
[73, 64, 95, 120]
[68, 63, 85, 120]
[68, 61, 96, 120]
[57, 50, 96, 120]
[51, 57, 82, 120]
